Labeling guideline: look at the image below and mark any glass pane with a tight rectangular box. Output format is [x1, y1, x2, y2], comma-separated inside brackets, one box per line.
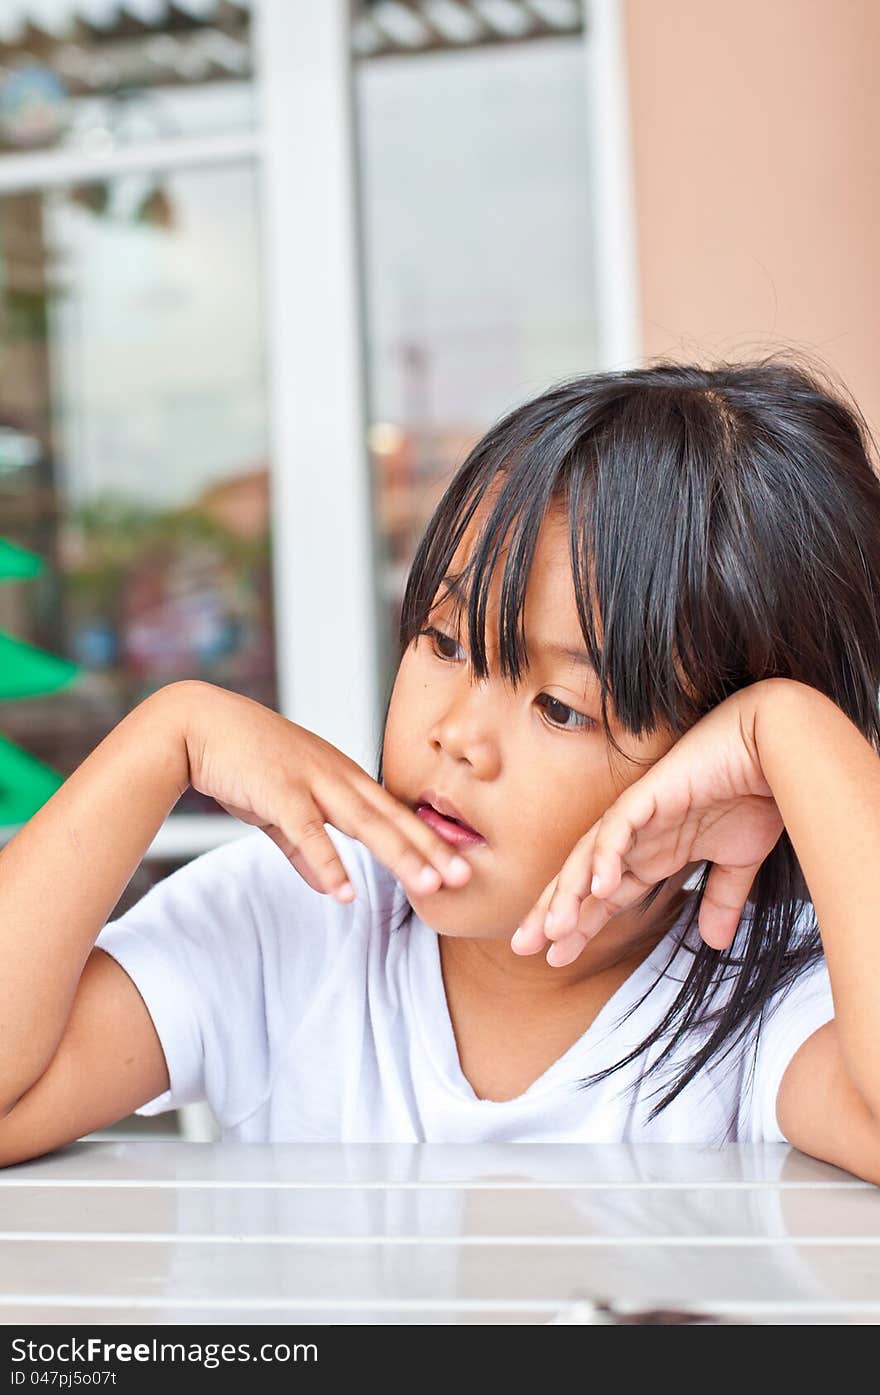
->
[351, 5, 597, 693]
[0, 1, 254, 153]
[0, 159, 276, 822]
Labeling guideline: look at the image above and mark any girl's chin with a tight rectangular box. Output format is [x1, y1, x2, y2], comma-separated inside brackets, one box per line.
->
[408, 901, 507, 939]
[426, 924, 504, 941]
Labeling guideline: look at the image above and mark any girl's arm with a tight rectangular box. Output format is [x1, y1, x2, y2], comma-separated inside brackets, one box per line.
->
[0, 684, 191, 1117]
[0, 676, 468, 1138]
[754, 680, 880, 1177]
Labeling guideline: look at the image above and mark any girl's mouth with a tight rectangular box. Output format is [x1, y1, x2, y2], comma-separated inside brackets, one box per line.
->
[415, 804, 487, 848]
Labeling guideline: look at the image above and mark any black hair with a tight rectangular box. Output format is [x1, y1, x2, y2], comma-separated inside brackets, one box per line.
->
[374, 351, 880, 1125]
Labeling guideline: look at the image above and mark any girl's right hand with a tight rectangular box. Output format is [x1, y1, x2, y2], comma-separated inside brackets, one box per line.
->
[170, 680, 472, 903]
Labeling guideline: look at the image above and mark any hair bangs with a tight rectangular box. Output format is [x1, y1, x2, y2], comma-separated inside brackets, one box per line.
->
[398, 405, 589, 695]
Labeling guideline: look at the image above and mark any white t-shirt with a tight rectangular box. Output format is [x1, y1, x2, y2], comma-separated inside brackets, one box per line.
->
[94, 827, 835, 1145]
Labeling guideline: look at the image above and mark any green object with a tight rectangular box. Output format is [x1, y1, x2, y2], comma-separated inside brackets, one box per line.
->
[0, 537, 42, 580]
[0, 536, 81, 825]
[0, 630, 79, 699]
[0, 732, 68, 825]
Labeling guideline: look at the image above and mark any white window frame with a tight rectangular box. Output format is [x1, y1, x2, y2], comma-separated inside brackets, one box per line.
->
[584, 0, 642, 371]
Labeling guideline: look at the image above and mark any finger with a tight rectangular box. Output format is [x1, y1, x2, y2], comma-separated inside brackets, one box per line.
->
[545, 867, 655, 943]
[309, 779, 471, 900]
[539, 821, 603, 937]
[510, 875, 559, 955]
[540, 876, 648, 976]
[588, 780, 666, 904]
[546, 930, 590, 968]
[262, 820, 356, 902]
[356, 776, 476, 887]
[698, 861, 761, 950]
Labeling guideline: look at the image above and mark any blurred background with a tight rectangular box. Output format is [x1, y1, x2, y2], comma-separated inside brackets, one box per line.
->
[0, 0, 876, 1139]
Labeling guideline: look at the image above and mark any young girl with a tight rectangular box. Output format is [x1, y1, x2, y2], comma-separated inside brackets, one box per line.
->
[2, 354, 879, 1180]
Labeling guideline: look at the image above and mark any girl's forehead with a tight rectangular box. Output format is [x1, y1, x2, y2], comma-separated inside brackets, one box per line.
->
[446, 502, 600, 636]
[449, 493, 567, 578]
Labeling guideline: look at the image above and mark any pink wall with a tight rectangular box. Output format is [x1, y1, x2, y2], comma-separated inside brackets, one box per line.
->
[622, 0, 880, 442]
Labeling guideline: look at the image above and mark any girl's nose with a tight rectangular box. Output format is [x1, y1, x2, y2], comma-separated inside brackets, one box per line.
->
[429, 680, 502, 775]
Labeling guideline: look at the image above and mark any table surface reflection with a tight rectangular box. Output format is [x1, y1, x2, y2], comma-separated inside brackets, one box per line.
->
[1, 1140, 878, 1325]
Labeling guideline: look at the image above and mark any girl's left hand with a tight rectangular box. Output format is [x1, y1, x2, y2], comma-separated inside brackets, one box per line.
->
[511, 680, 787, 965]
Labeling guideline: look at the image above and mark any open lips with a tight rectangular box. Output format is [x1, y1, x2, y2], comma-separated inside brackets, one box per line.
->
[415, 796, 486, 848]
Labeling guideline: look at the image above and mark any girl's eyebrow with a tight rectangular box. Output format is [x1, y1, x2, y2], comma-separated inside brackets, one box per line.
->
[440, 573, 596, 673]
[532, 639, 597, 672]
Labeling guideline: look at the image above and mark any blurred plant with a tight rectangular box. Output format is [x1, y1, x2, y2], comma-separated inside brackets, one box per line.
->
[64, 492, 272, 683]
[66, 492, 269, 572]
[3, 287, 49, 340]
[133, 185, 174, 230]
[68, 183, 111, 217]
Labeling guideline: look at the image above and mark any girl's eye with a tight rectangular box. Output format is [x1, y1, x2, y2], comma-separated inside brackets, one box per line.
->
[418, 626, 463, 662]
[535, 694, 596, 733]
[417, 627, 596, 733]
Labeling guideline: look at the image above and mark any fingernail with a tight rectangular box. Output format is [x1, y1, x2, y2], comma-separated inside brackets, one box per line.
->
[416, 865, 442, 890]
[544, 911, 556, 931]
[447, 856, 470, 879]
[591, 874, 600, 895]
[336, 881, 355, 902]
[511, 926, 526, 948]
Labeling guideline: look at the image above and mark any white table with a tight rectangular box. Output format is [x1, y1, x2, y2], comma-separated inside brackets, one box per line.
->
[0, 1141, 878, 1325]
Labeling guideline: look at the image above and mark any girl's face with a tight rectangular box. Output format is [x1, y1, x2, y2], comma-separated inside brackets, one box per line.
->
[382, 501, 688, 950]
